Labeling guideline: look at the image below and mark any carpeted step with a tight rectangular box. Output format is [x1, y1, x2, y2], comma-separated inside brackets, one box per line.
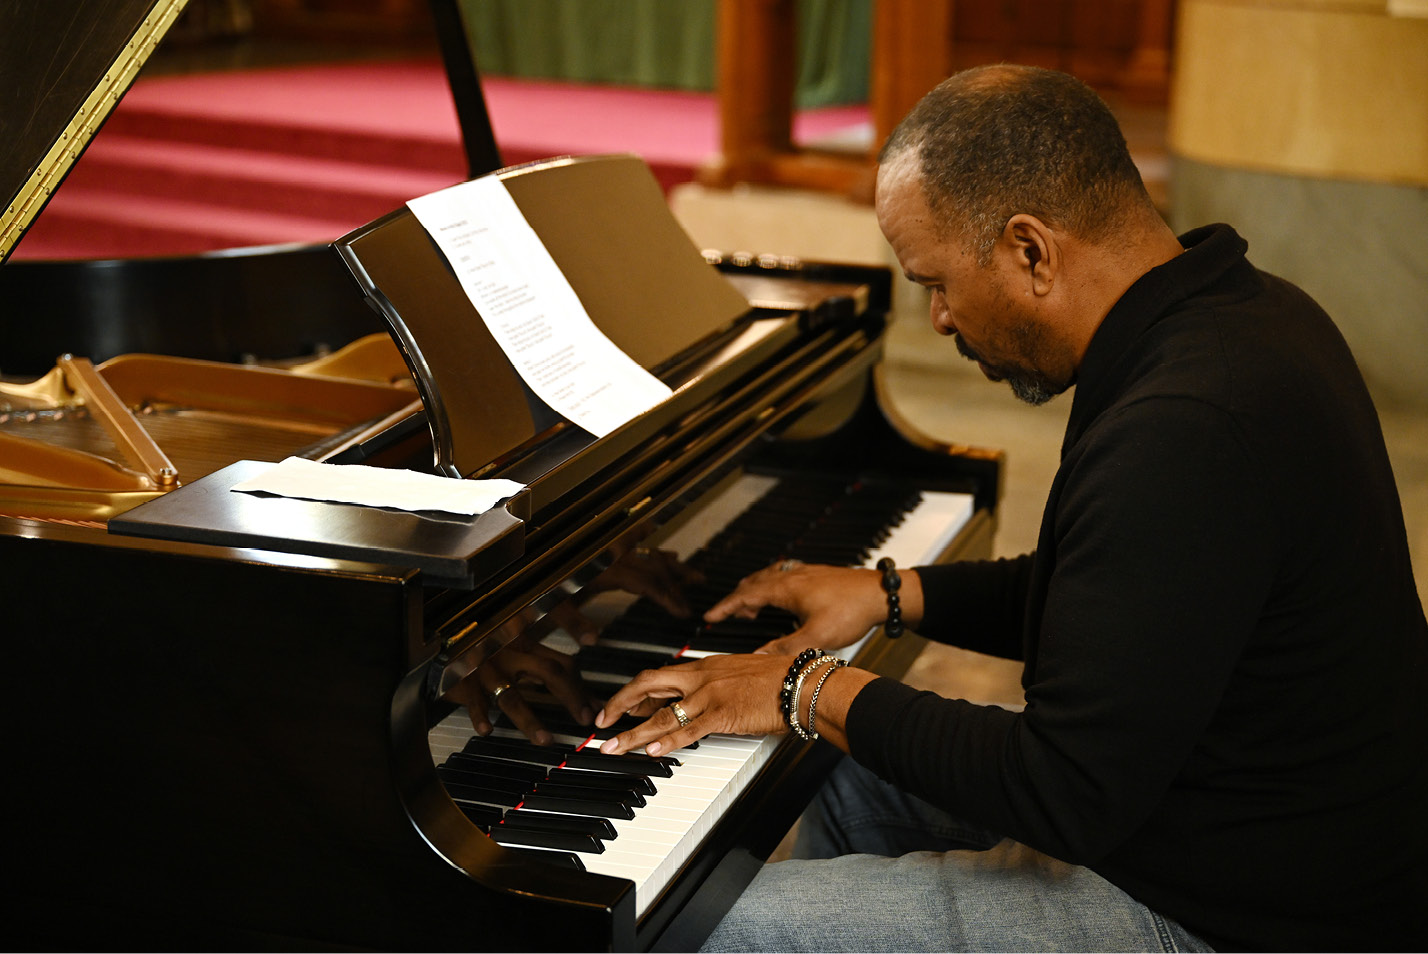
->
[10, 58, 871, 261]
[97, 58, 471, 170]
[17, 185, 365, 258]
[102, 108, 470, 173]
[56, 133, 465, 221]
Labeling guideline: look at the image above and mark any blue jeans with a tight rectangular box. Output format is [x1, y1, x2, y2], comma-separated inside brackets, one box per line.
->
[702, 759, 1215, 952]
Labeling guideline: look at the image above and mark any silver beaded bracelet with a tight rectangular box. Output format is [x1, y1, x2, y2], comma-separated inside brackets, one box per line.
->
[787, 652, 831, 741]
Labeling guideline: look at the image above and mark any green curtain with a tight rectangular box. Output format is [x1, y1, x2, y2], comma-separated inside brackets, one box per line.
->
[459, 0, 870, 107]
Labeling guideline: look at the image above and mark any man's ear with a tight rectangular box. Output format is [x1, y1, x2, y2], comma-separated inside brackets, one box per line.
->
[1001, 214, 1057, 297]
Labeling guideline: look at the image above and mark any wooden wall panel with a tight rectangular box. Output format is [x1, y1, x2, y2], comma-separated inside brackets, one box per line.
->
[704, 0, 1175, 200]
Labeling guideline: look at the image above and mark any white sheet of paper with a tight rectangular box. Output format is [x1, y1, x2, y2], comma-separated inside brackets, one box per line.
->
[406, 176, 673, 437]
[231, 457, 525, 516]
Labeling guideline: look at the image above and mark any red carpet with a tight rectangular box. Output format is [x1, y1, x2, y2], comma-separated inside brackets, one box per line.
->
[13, 58, 869, 260]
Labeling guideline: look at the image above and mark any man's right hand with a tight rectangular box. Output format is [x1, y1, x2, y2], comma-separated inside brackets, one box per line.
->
[703, 561, 922, 655]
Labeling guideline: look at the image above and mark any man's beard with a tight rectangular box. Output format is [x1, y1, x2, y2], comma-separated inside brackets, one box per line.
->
[954, 333, 1061, 406]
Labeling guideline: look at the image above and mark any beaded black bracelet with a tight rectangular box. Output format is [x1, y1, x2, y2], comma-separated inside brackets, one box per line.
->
[780, 648, 825, 738]
[876, 557, 904, 638]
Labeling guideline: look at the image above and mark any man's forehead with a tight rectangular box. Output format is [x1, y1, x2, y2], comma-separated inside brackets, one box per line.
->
[875, 150, 922, 197]
[875, 157, 930, 223]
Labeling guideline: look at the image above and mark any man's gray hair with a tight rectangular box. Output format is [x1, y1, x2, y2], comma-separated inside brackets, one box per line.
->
[880, 65, 1152, 263]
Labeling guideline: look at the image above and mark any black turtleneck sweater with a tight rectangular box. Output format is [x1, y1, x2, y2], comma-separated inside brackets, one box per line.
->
[847, 224, 1428, 951]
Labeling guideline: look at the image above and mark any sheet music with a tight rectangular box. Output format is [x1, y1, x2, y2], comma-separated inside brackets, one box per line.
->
[231, 456, 524, 516]
[407, 176, 673, 437]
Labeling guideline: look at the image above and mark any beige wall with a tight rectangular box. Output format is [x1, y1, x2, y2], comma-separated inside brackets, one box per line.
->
[1171, 0, 1427, 186]
[1169, 0, 1428, 407]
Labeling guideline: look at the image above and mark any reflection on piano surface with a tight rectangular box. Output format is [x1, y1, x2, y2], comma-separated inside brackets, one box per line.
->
[3, 5, 1002, 951]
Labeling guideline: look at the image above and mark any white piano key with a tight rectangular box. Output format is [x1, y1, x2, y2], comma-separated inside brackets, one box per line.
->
[865, 490, 975, 568]
[578, 734, 778, 914]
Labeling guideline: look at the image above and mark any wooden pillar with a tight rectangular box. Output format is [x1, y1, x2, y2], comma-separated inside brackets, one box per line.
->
[700, 0, 1171, 202]
[701, 0, 956, 201]
[870, 0, 955, 152]
[701, 0, 798, 188]
[1118, 0, 1173, 102]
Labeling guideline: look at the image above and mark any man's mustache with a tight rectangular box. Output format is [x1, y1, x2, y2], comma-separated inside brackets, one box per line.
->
[954, 333, 1009, 383]
[954, 333, 984, 366]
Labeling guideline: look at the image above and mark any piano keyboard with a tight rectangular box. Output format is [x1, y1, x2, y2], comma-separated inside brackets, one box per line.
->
[429, 474, 974, 918]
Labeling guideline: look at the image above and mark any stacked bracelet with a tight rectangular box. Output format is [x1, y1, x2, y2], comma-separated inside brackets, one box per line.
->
[780, 648, 825, 739]
[877, 557, 904, 638]
[805, 657, 847, 739]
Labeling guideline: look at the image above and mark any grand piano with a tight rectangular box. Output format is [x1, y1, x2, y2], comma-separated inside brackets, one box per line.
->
[3, 2, 1002, 950]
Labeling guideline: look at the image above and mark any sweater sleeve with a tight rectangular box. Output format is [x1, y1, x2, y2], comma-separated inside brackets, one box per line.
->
[913, 556, 1032, 660]
[847, 395, 1278, 866]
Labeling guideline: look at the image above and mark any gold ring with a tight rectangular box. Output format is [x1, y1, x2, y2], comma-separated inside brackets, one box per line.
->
[669, 701, 691, 728]
[491, 683, 513, 701]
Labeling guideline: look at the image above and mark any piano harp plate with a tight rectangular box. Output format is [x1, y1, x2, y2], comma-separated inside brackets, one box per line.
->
[0, 334, 419, 523]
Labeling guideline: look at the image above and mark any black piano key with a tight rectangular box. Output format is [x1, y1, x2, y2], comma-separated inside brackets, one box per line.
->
[596, 624, 689, 651]
[687, 633, 773, 654]
[580, 710, 649, 737]
[519, 792, 635, 820]
[490, 826, 605, 854]
[463, 737, 571, 766]
[697, 617, 793, 639]
[515, 704, 651, 743]
[500, 846, 586, 871]
[534, 781, 645, 808]
[442, 751, 547, 784]
[455, 803, 504, 829]
[578, 645, 684, 676]
[444, 780, 522, 808]
[437, 765, 530, 795]
[463, 734, 685, 775]
[501, 810, 617, 841]
[787, 545, 864, 563]
[487, 719, 599, 747]
[699, 623, 796, 648]
[548, 766, 657, 796]
[562, 750, 677, 777]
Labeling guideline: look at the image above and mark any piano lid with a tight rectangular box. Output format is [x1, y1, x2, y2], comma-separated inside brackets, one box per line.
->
[0, 0, 190, 263]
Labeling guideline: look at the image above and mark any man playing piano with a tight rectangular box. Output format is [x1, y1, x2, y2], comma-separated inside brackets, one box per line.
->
[594, 65, 1428, 951]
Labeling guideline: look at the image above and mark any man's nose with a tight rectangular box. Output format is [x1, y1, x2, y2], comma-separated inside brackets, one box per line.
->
[929, 293, 954, 336]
